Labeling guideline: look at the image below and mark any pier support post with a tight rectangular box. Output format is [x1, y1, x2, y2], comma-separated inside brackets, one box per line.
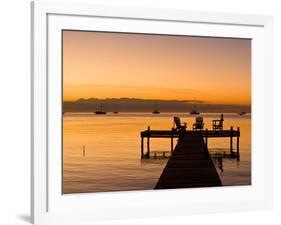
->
[205, 128, 208, 149]
[141, 136, 144, 159]
[147, 126, 150, 159]
[230, 126, 233, 156]
[237, 127, 240, 161]
[171, 128, 174, 154]
[83, 145, 85, 157]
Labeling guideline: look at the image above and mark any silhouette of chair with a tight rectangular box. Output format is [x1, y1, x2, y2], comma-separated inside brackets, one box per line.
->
[193, 116, 204, 130]
[173, 116, 187, 132]
[212, 114, 224, 131]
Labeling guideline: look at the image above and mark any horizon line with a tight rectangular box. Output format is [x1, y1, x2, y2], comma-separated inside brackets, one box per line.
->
[63, 97, 251, 106]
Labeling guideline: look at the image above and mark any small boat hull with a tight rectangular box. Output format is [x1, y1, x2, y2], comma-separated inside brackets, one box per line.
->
[190, 110, 200, 115]
[95, 111, 106, 115]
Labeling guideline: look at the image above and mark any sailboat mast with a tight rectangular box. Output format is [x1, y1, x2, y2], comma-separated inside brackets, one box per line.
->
[190, 97, 200, 115]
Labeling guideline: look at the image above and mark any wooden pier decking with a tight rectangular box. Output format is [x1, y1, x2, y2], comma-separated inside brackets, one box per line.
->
[154, 132, 222, 189]
[140, 125, 240, 189]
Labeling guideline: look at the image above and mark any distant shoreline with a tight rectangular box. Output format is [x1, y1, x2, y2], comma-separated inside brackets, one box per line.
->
[63, 98, 251, 114]
[63, 111, 252, 115]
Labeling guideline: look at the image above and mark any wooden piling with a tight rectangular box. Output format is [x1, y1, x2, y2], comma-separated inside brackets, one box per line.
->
[83, 145, 85, 157]
[147, 126, 150, 158]
[230, 126, 233, 156]
[171, 128, 174, 153]
[237, 127, 240, 160]
[141, 136, 144, 159]
[205, 128, 208, 149]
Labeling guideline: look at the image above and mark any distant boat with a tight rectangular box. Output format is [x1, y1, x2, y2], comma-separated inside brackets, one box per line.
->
[238, 106, 247, 116]
[95, 103, 106, 115]
[113, 104, 119, 114]
[152, 101, 160, 114]
[190, 110, 200, 115]
[190, 98, 200, 115]
[152, 109, 160, 114]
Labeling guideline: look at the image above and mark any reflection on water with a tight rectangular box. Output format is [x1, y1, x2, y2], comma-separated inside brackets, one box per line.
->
[63, 112, 251, 194]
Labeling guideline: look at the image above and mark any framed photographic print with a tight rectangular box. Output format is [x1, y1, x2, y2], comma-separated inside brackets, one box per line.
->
[31, 1, 273, 224]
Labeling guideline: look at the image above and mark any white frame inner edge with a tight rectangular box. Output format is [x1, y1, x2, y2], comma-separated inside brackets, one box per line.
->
[31, 1, 273, 224]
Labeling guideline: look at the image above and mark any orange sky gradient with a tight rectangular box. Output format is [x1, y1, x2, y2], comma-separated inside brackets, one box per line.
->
[63, 31, 251, 105]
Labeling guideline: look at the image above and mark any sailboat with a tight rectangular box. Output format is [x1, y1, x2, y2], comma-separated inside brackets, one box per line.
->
[152, 101, 160, 114]
[239, 111, 246, 116]
[238, 106, 247, 116]
[95, 103, 106, 114]
[113, 104, 119, 114]
[190, 98, 200, 115]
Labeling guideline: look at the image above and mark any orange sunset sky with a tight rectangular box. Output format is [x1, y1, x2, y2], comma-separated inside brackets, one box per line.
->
[63, 30, 251, 105]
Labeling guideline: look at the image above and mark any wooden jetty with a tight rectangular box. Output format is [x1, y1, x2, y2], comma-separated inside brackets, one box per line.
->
[140, 125, 240, 189]
[155, 132, 222, 189]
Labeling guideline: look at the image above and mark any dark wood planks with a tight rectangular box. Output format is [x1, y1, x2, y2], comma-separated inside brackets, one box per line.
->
[154, 133, 222, 189]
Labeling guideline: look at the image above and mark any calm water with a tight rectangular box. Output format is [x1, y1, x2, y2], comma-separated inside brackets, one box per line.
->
[63, 113, 251, 194]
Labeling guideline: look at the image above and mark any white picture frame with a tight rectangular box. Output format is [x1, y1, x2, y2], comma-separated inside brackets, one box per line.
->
[31, 1, 273, 224]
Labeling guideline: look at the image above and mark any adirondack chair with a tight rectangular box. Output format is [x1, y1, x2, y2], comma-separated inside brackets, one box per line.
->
[212, 114, 224, 131]
[173, 116, 187, 132]
[193, 116, 204, 130]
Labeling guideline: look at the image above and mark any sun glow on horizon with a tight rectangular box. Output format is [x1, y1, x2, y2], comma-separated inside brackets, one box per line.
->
[63, 31, 251, 105]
